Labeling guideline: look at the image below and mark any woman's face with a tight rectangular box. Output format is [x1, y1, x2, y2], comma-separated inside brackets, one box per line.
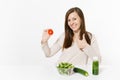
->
[68, 11, 81, 32]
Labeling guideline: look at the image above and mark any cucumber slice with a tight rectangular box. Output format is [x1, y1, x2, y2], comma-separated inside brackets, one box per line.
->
[73, 67, 89, 77]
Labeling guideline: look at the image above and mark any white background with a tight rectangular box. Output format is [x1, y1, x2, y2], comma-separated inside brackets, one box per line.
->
[0, 0, 120, 80]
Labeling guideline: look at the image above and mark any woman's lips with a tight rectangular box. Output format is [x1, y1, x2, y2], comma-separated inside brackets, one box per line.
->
[71, 25, 76, 29]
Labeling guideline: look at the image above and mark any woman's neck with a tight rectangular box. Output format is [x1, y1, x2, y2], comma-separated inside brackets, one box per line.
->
[73, 29, 80, 38]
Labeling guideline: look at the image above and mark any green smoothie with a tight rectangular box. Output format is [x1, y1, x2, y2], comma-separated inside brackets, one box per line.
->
[92, 57, 99, 75]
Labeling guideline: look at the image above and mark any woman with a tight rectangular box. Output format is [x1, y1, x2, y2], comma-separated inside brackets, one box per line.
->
[41, 7, 101, 66]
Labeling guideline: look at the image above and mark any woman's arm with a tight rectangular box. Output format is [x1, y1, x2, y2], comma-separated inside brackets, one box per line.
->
[83, 34, 101, 62]
[41, 33, 64, 57]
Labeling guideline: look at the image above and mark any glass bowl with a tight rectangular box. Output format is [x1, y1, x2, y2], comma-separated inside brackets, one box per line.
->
[57, 67, 74, 75]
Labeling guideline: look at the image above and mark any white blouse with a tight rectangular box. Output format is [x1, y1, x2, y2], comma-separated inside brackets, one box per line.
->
[41, 33, 101, 66]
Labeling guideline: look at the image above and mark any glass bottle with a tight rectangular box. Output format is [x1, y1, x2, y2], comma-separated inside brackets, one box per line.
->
[92, 56, 99, 75]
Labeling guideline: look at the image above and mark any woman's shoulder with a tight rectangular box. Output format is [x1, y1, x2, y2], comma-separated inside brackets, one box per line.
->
[86, 32, 96, 42]
[86, 32, 92, 38]
[56, 32, 65, 46]
[87, 32, 97, 44]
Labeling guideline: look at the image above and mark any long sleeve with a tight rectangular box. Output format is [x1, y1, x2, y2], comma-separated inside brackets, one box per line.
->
[83, 34, 101, 62]
[41, 33, 64, 57]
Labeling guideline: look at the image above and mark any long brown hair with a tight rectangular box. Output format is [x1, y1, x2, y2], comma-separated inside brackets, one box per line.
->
[63, 7, 92, 49]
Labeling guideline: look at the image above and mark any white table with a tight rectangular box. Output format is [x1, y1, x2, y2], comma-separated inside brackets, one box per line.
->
[0, 63, 118, 80]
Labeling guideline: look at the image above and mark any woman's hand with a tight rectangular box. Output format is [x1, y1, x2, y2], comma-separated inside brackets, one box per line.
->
[41, 29, 51, 44]
[77, 34, 89, 50]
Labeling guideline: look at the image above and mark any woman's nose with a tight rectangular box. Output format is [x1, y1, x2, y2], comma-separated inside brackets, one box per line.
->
[70, 21, 74, 25]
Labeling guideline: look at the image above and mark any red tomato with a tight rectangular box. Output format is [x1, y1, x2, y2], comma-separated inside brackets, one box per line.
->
[48, 29, 53, 35]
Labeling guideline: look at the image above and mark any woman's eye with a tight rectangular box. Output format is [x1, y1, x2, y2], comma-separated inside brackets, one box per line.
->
[68, 19, 70, 22]
[73, 18, 76, 20]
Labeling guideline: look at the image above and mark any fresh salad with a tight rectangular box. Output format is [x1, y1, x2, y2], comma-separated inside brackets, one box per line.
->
[57, 62, 74, 75]
[57, 62, 89, 76]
